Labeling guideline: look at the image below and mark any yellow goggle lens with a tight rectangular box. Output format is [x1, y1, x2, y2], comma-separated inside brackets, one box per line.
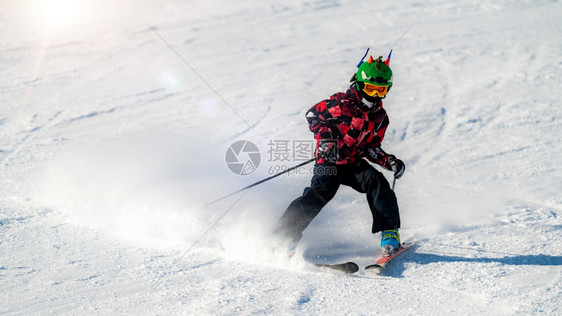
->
[362, 83, 389, 97]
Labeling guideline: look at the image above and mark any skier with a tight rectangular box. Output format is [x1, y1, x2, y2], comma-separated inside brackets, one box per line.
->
[275, 51, 406, 257]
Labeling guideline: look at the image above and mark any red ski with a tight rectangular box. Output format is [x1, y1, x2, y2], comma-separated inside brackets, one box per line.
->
[365, 242, 414, 270]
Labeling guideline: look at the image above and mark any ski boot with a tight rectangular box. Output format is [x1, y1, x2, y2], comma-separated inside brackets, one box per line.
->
[381, 229, 400, 257]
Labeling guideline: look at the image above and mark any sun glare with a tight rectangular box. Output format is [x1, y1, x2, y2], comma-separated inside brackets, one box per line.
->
[38, 0, 86, 29]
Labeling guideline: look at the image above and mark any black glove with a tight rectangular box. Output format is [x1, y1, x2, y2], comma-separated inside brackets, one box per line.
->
[389, 157, 405, 179]
[317, 139, 339, 163]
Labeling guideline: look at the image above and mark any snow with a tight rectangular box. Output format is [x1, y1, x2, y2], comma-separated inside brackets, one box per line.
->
[1, 0, 561, 314]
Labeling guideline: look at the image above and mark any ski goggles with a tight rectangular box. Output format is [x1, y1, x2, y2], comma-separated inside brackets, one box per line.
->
[362, 83, 389, 97]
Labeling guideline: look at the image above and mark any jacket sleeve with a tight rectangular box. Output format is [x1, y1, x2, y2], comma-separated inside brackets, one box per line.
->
[366, 147, 395, 171]
[305, 99, 340, 140]
[364, 111, 393, 170]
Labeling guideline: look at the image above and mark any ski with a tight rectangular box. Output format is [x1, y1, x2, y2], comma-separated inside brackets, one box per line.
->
[365, 242, 414, 271]
[312, 261, 359, 274]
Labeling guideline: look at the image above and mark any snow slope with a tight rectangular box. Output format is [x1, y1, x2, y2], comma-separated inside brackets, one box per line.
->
[1, 0, 561, 314]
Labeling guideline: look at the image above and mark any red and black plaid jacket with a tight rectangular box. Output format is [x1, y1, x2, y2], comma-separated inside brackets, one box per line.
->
[306, 85, 395, 170]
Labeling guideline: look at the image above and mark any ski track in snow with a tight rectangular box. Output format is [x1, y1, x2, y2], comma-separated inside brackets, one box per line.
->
[1, 0, 561, 314]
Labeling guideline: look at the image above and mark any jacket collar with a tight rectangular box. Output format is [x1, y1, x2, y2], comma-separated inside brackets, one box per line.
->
[348, 84, 382, 111]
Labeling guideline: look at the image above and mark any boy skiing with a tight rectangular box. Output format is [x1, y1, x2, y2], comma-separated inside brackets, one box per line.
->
[275, 51, 405, 257]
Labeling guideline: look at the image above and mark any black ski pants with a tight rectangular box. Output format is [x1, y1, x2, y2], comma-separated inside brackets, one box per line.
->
[276, 159, 400, 245]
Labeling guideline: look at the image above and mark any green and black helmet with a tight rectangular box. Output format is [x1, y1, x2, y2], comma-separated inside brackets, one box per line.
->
[351, 50, 393, 101]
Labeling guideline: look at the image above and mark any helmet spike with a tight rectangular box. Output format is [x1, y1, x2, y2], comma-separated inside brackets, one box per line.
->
[356, 48, 370, 68]
[384, 49, 392, 66]
[375, 56, 383, 71]
[367, 55, 375, 63]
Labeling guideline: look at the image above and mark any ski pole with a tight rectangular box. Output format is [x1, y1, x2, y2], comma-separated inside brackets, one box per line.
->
[207, 157, 317, 206]
[392, 177, 396, 191]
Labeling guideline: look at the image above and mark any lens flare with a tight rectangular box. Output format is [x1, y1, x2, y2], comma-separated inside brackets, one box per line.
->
[38, 0, 85, 29]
